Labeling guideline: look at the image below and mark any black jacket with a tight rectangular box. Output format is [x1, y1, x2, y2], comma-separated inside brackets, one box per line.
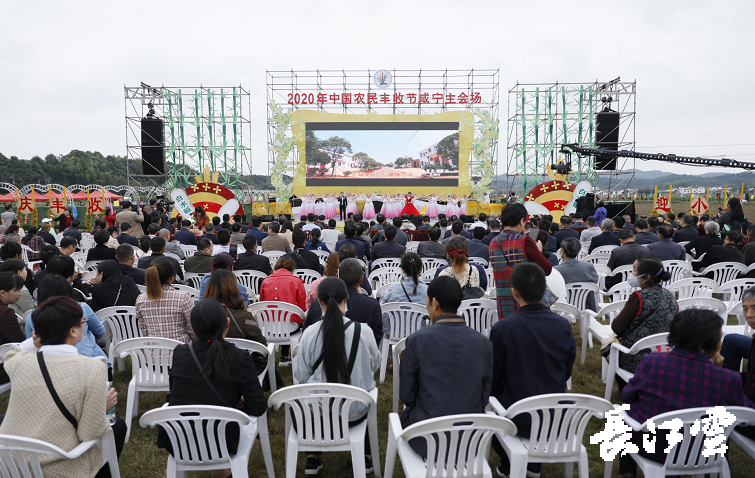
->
[119, 263, 145, 285]
[685, 234, 723, 260]
[285, 248, 323, 274]
[86, 245, 117, 262]
[234, 251, 273, 275]
[673, 225, 700, 243]
[372, 240, 406, 260]
[91, 279, 141, 311]
[138, 253, 183, 280]
[588, 231, 622, 253]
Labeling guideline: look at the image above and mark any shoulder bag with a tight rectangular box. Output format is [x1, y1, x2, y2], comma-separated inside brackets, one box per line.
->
[37, 352, 78, 429]
[461, 264, 485, 300]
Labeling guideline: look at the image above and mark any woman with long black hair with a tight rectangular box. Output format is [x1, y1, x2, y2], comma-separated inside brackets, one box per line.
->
[158, 299, 267, 478]
[720, 196, 747, 234]
[294, 277, 380, 475]
[90, 260, 141, 311]
[305, 228, 330, 253]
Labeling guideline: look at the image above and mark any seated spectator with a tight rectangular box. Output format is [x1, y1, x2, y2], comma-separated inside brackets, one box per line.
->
[721, 286, 755, 374]
[379, 253, 427, 336]
[203, 223, 219, 244]
[135, 235, 151, 259]
[198, 253, 250, 305]
[245, 216, 268, 241]
[619, 308, 753, 476]
[537, 229, 560, 267]
[90, 259, 141, 311]
[686, 220, 723, 266]
[86, 229, 117, 262]
[605, 229, 647, 290]
[482, 219, 501, 245]
[633, 219, 659, 245]
[554, 216, 579, 249]
[441, 220, 464, 244]
[0, 272, 27, 382]
[157, 229, 185, 259]
[321, 219, 341, 245]
[184, 237, 214, 273]
[391, 216, 409, 246]
[138, 236, 183, 280]
[417, 215, 432, 230]
[38, 220, 57, 245]
[571, 212, 587, 230]
[400, 275, 492, 457]
[259, 256, 306, 363]
[338, 244, 372, 296]
[62, 219, 82, 243]
[1, 296, 126, 477]
[294, 277, 380, 475]
[156, 299, 267, 472]
[302, 213, 320, 233]
[696, 230, 746, 275]
[672, 214, 699, 243]
[611, 256, 677, 378]
[172, 219, 198, 245]
[555, 237, 599, 310]
[20, 226, 45, 261]
[0, 260, 35, 316]
[115, 244, 145, 285]
[646, 224, 686, 261]
[303, 258, 382, 347]
[261, 221, 291, 253]
[305, 228, 330, 253]
[230, 223, 246, 245]
[588, 218, 622, 253]
[468, 227, 489, 261]
[417, 227, 445, 260]
[136, 257, 195, 343]
[234, 235, 272, 275]
[29, 274, 110, 366]
[372, 224, 405, 260]
[213, 229, 232, 256]
[306, 253, 340, 310]
[105, 225, 119, 249]
[203, 270, 268, 375]
[612, 215, 626, 234]
[147, 223, 160, 238]
[667, 212, 680, 229]
[336, 223, 367, 260]
[579, 216, 601, 246]
[490, 262, 576, 477]
[437, 236, 480, 288]
[117, 222, 140, 247]
[285, 229, 323, 273]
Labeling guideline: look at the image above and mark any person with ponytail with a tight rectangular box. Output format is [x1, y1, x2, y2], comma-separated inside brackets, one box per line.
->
[719, 196, 747, 234]
[438, 235, 480, 287]
[136, 257, 195, 343]
[305, 227, 330, 253]
[294, 277, 380, 475]
[610, 255, 678, 379]
[157, 299, 267, 477]
[379, 252, 428, 335]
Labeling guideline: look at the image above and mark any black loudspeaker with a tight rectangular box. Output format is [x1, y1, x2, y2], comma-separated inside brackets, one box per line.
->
[261, 215, 274, 222]
[290, 197, 302, 207]
[595, 110, 619, 171]
[576, 193, 596, 218]
[141, 116, 165, 175]
[604, 201, 636, 221]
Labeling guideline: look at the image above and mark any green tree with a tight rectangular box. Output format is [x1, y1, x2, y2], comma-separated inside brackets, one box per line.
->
[305, 131, 331, 171]
[319, 137, 352, 177]
[394, 156, 412, 169]
[436, 132, 459, 164]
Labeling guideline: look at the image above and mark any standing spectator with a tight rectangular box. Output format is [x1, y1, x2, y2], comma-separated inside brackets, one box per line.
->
[719, 197, 748, 234]
[136, 257, 195, 343]
[417, 227, 445, 260]
[261, 221, 291, 253]
[555, 238, 599, 310]
[86, 229, 117, 262]
[400, 275, 492, 457]
[259, 256, 306, 363]
[116, 244, 145, 285]
[55, 208, 73, 233]
[172, 219, 198, 246]
[90, 259, 141, 311]
[489, 262, 575, 477]
[553, 216, 579, 250]
[593, 200, 607, 226]
[183, 237, 214, 274]
[588, 218, 622, 253]
[379, 252, 427, 336]
[371, 224, 405, 260]
[285, 229, 323, 273]
[468, 227, 490, 260]
[646, 224, 687, 261]
[20, 226, 45, 261]
[62, 219, 82, 243]
[103, 206, 116, 226]
[1, 206, 17, 229]
[197, 253, 250, 305]
[0, 261, 35, 316]
[489, 203, 552, 318]
[672, 215, 699, 242]
[294, 277, 380, 474]
[115, 200, 145, 238]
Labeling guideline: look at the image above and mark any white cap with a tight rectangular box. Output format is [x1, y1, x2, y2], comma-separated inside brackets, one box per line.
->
[41, 218, 52, 223]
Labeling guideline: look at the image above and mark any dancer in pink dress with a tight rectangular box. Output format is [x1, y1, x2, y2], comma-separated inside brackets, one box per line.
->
[445, 194, 457, 217]
[426, 193, 440, 218]
[362, 193, 376, 219]
[399, 192, 420, 217]
[345, 193, 359, 216]
[458, 194, 467, 216]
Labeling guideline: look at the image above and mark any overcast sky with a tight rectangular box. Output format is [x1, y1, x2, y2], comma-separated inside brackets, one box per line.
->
[2, 0, 754, 179]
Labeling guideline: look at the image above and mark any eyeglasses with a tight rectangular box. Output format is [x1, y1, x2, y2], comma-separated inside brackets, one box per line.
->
[79, 318, 89, 326]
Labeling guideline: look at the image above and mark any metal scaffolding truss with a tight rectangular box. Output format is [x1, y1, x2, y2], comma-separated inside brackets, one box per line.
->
[506, 80, 636, 194]
[124, 85, 252, 192]
[266, 69, 500, 193]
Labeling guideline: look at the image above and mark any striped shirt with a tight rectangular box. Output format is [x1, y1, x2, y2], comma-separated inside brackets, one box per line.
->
[136, 285, 195, 343]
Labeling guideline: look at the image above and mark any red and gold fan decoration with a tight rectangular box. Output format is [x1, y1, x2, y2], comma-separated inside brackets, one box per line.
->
[170, 168, 243, 220]
[524, 180, 576, 222]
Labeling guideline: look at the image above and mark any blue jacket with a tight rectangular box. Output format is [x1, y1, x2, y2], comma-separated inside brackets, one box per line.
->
[26, 302, 109, 364]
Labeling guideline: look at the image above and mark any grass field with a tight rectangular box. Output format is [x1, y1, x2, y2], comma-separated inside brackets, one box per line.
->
[1, 316, 753, 477]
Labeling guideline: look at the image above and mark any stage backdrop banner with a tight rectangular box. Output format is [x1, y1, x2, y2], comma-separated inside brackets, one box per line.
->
[291, 110, 473, 196]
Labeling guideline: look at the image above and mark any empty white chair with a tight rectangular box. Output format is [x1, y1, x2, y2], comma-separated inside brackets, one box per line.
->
[83, 260, 102, 272]
[225, 338, 277, 394]
[113, 337, 182, 442]
[372, 282, 393, 301]
[179, 244, 197, 257]
[248, 302, 305, 358]
[676, 297, 728, 321]
[692, 261, 747, 286]
[468, 256, 489, 268]
[458, 298, 497, 336]
[565, 282, 600, 313]
[268, 383, 381, 478]
[368, 267, 404, 291]
[421, 258, 448, 275]
[605, 406, 755, 478]
[140, 405, 274, 478]
[666, 277, 720, 300]
[661, 260, 693, 284]
[385, 412, 516, 478]
[379, 302, 427, 383]
[391, 338, 406, 414]
[604, 332, 669, 400]
[233, 270, 268, 297]
[719, 278, 755, 312]
[292, 268, 322, 293]
[601, 281, 639, 303]
[171, 284, 200, 304]
[551, 301, 582, 324]
[372, 258, 402, 271]
[582, 301, 627, 365]
[489, 394, 613, 478]
[583, 253, 610, 267]
[610, 264, 634, 284]
[261, 250, 284, 269]
[0, 428, 121, 478]
[183, 272, 206, 290]
[96, 306, 140, 372]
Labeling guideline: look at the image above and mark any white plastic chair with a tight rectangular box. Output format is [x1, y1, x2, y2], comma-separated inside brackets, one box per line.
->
[19, 244, 35, 265]
[112, 337, 182, 442]
[379, 302, 427, 383]
[0, 343, 19, 395]
[292, 268, 322, 293]
[693, 261, 747, 286]
[718, 278, 755, 312]
[368, 267, 404, 291]
[747, 262, 755, 277]
[179, 244, 197, 257]
[0, 428, 121, 478]
[666, 277, 720, 300]
[248, 302, 305, 359]
[676, 297, 728, 321]
[164, 252, 181, 262]
[140, 405, 274, 478]
[405, 241, 419, 253]
[96, 306, 140, 372]
[582, 301, 627, 366]
[385, 412, 516, 478]
[722, 302, 755, 339]
[372, 258, 402, 271]
[225, 338, 277, 394]
[420, 268, 438, 284]
[261, 250, 285, 269]
[593, 263, 611, 290]
[391, 338, 407, 414]
[81, 271, 97, 283]
[183, 272, 206, 290]
[233, 270, 268, 297]
[421, 258, 448, 275]
[605, 406, 755, 478]
[593, 244, 618, 254]
[373, 282, 394, 301]
[583, 253, 610, 267]
[601, 281, 639, 303]
[171, 284, 200, 304]
[485, 268, 495, 298]
[468, 256, 489, 268]
[268, 383, 381, 478]
[610, 264, 634, 284]
[565, 282, 600, 312]
[661, 260, 693, 284]
[551, 301, 582, 325]
[604, 332, 669, 400]
[311, 249, 330, 262]
[489, 394, 613, 478]
[458, 298, 497, 337]
[84, 260, 102, 272]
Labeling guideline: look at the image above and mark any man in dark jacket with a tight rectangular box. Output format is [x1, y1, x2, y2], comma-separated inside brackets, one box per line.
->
[184, 238, 214, 273]
[686, 221, 723, 268]
[673, 215, 699, 243]
[553, 216, 579, 250]
[468, 227, 490, 261]
[116, 244, 145, 285]
[371, 225, 405, 260]
[483, 219, 501, 245]
[234, 235, 272, 275]
[62, 220, 83, 243]
[417, 227, 446, 260]
[647, 225, 687, 261]
[588, 218, 622, 253]
[696, 231, 746, 276]
[172, 220, 198, 245]
[633, 219, 659, 245]
[137, 236, 183, 280]
[117, 223, 140, 247]
[285, 230, 322, 273]
[605, 229, 648, 289]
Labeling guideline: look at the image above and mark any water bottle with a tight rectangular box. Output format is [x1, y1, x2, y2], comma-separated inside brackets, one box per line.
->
[106, 382, 116, 425]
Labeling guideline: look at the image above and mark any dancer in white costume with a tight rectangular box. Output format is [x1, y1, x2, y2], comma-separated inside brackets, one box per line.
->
[426, 193, 440, 218]
[362, 193, 376, 219]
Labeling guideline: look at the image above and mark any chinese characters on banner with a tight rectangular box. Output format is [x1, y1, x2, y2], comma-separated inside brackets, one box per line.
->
[170, 188, 195, 224]
[48, 197, 67, 215]
[690, 196, 709, 214]
[88, 196, 105, 214]
[286, 91, 483, 105]
[17, 196, 34, 214]
[654, 195, 670, 213]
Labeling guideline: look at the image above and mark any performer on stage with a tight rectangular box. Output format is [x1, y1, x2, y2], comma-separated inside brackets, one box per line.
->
[400, 192, 420, 217]
[338, 192, 348, 220]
